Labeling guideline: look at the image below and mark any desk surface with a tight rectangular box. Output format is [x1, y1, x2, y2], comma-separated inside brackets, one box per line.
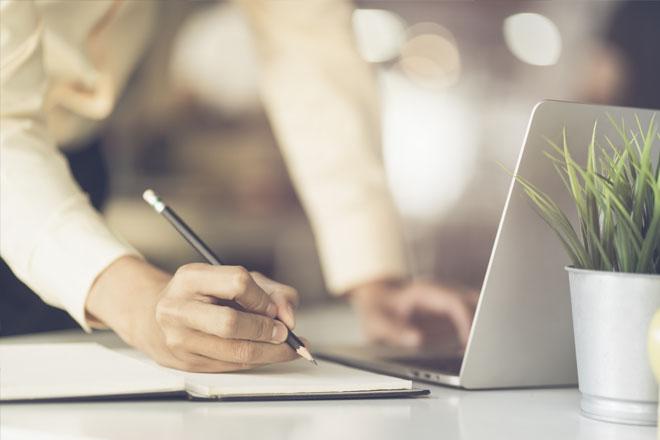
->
[1, 304, 655, 440]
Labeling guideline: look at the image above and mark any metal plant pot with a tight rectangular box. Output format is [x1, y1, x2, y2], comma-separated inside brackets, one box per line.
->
[567, 267, 660, 425]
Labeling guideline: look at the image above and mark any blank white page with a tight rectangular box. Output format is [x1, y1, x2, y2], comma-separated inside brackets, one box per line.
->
[0, 343, 184, 401]
[181, 359, 412, 398]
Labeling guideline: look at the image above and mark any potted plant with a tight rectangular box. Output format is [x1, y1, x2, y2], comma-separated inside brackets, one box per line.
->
[515, 114, 660, 425]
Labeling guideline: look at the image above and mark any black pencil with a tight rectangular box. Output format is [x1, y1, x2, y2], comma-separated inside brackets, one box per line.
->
[142, 189, 317, 365]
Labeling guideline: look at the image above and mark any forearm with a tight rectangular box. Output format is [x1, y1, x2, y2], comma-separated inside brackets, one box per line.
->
[1, 0, 144, 329]
[239, 0, 409, 294]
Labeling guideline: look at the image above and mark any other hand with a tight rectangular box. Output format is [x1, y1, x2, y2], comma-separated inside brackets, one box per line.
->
[349, 279, 478, 348]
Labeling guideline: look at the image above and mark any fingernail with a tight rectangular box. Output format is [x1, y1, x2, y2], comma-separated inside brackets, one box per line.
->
[272, 322, 288, 342]
[266, 303, 278, 318]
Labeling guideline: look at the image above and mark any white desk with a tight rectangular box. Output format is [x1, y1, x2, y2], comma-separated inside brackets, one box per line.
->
[1, 304, 655, 440]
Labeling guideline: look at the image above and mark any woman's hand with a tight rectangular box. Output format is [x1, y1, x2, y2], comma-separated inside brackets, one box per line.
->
[86, 256, 300, 372]
[349, 279, 477, 348]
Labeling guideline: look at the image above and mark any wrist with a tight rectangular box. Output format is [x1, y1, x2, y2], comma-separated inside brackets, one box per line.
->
[86, 255, 169, 347]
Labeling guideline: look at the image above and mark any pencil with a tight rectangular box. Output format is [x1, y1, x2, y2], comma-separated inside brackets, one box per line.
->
[142, 189, 317, 365]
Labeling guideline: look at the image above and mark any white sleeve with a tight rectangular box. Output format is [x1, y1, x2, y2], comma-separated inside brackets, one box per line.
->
[0, 0, 139, 330]
[237, 0, 408, 293]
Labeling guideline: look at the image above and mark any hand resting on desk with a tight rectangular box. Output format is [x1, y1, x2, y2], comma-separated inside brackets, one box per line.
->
[85, 256, 299, 372]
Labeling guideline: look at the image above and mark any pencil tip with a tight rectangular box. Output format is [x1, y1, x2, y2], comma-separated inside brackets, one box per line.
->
[296, 347, 318, 365]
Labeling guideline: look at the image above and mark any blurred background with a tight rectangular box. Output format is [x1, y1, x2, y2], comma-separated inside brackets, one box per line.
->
[99, 0, 660, 308]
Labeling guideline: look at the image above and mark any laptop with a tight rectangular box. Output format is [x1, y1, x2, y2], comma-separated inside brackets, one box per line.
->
[318, 101, 658, 389]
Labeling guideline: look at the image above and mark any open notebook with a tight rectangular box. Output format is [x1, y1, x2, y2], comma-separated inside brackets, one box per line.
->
[0, 343, 427, 402]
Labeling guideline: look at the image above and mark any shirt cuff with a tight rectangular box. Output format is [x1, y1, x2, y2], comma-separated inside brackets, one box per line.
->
[23, 195, 140, 332]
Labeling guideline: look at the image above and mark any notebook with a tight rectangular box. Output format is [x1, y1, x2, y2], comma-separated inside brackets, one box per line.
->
[0, 343, 427, 402]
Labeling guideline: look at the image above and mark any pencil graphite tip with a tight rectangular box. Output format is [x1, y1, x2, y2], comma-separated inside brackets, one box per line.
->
[142, 189, 165, 213]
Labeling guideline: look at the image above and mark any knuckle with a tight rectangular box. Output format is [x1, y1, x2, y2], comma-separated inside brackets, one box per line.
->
[232, 266, 251, 293]
[235, 342, 261, 364]
[254, 318, 272, 340]
[164, 332, 186, 352]
[175, 263, 204, 281]
[218, 308, 239, 336]
[254, 292, 272, 313]
[155, 303, 167, 326]
[155, 298, 178, 327]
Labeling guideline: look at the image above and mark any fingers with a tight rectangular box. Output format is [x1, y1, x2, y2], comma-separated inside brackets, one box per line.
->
[251, 272, 300, 307]
[371, 319, 422, 347]
[160, 300, 289, 344]
[171, 264, 277, 318]
[270, 292, 296, 329]
[361, 305, 422, 347]
[351, 281, 476, 350]
[153, 265, 304, 373]
[408, 289, 473, 345]
[251, 272, 298, 329]
[168, 329, 298, 365]
[464, 290, 480, 309]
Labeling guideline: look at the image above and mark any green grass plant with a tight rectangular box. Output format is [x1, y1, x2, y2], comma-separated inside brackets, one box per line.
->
[514, 114, 659, 274]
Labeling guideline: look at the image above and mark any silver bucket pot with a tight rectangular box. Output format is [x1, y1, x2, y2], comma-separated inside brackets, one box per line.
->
[567, 267, 660, 426]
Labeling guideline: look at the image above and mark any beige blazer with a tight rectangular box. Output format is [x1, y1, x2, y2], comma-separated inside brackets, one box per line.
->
[0, 0, 407, 329]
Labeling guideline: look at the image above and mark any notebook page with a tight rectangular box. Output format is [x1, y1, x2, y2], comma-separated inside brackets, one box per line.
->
[181, 359, 412, 397]
[0, 343, 184, 401]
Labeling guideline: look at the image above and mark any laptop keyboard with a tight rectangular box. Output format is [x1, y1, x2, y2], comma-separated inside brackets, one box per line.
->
[389, 356, 463, 375]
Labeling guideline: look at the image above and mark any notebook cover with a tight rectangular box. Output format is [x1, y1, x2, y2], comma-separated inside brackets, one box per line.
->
[1, 390, 189, 404]
[186, 387, 430, 401]
[2, 388, 429, 403]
